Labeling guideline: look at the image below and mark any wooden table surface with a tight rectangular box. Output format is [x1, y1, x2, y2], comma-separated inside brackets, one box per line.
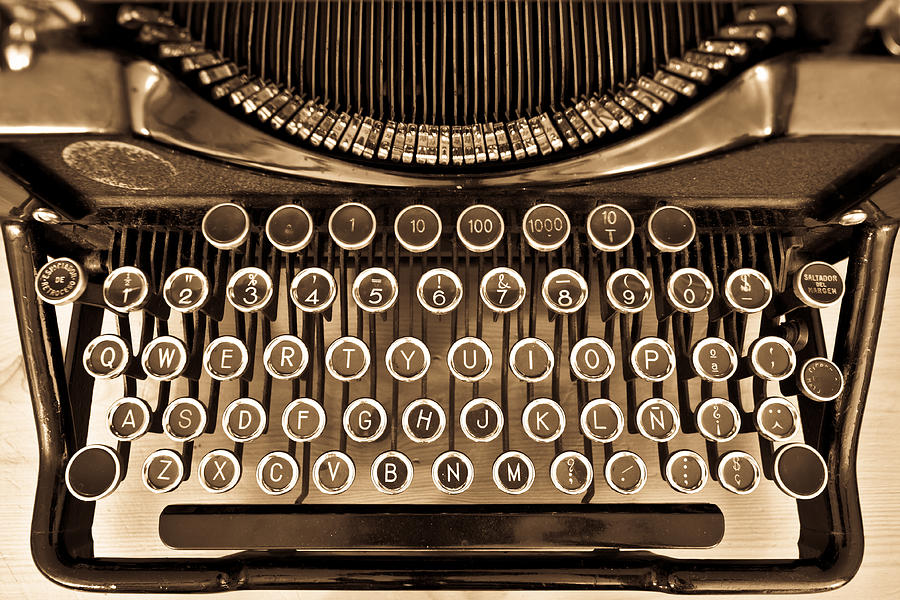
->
[1, 240, 898, 600]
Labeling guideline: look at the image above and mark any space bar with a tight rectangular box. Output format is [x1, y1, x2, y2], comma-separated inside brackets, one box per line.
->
[159, 504, 724, 550]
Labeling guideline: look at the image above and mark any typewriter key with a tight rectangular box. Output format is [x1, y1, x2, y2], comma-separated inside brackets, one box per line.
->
[605, 451, 647, 495]
[542, 268, 588, 314]
[395, 205, 442, 252]
[201, 203, 250, 250]
[522, 203, 571, 252]
[587, 204, 634, 251]
[580, 398, 625, 443]
[550, 451, 593, 495]
[65, 445, 121, 501]
[570, 337, 615, 382]
[793, 261, 844, 309]
[226, 267, 273, 312]
[163, 397, 207, 442]
[522, 398, 566, 443]
[749, 336, 796, 381]
[718, 451, 761, 495]
[282, 398, 327, 442]
[203, 336, 249, 381]
[352, 267, 399, 312]
[695, 398, 740, 443]
[797, 357, 844, 402]
[312, 451, 355, 494]
[385, 337, 430, 382]
[460, 398, 504, 442]
[263, 334, 309, 379]
[636, 398, 680, 442]
[509, 337, 554, 382]
[432, 451, 475, 494]
[417, 268, 463, 314]
[343, 398, 387, 442]
[774, 443, 828, 500]
[493, 451, 535, 495]
[457, 205, 504, 252]
[646, 206, 696, 252]
[83, 334, 131, 379]
[665, 450, 708, 494]
[631, 337, 676, 382]
[328, 202, 376, 250]
[141, 336, 188, 381]
[606, 268, 652, 313]
[265, 204, 314, 252]
[107, 397, 151, 441]
[401, 398, 446, 443]
[198, 449, 241, 493]
[163, 267, 210, 313]
[755, 397, 800, 442]
[290, 267, 337, 313]
[724, 268, 772, 314]
[691, 337, 738, 382]
[667, 268, 714, 313]
[256, 451, 300, 495]
[325, 336, 370, 381]
[142, 449, 184, 494]
[480, 266, 526, 313]
[222, 398, 267, 442]
[103, 266, 150, 312]
[371, 450, 414, 495]
[448, 337, 492, 382]
[35, 257, 87, 305]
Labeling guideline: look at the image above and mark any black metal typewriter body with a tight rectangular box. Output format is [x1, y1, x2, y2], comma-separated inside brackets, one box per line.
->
[1, 0, 900, 593]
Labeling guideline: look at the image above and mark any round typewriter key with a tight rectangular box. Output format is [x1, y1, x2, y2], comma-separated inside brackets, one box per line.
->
[163, 397, 207, 442]
[83, 334, 130, 379]
[325, 336, 370, 381]
[509, 337, 554, 383]
[774, 443, 828, 500]
[749, 336, 796, 381]
[630, 337, 676, 382]
[718, 451, 761, 495]
[107, 396, 151, 441]
[312, 451, 356, 494]
[343, 397, 387, 442]
[580, 398, 625, 443]
[606, 268, 652, 313]
[417, 268, 463, 314]
[371, 450, 414, 494]
[35, 257, 86, 305]
[395, 204, 442, 252]
[290, 267, 337, 313]
[480, 266, 526, 313]
[493, 451, 535, 495]
[263, 334, 309, 379]
[163, 267, 209, 313]
[522, 398, 566, 443]
[755, 397, 800, 442]
[636, 398, 680, 442]
[448, 337, 492, 382]
[457, 204, 504, 252]
[265, 204, 313, 252]
[798, 357, 844, 402]
[198, 449, 241, 493]
[103, 266, 150, 312]
[256, 451, 299, 495]
[691, 337, 738, 382]
[328, 202, 376, 250]
[203, 336, 249, 381]
[65, 445, 121, 501]
[605, 451, 647, 495]
[141, 335, 188, 381]
[227, 266, 274, 312]
[202, 203, 250, 250]
[522, 203, 571, 252]
[282, 398, 327, 442]
[667, 267, 714, 313]
[587, 204, 634, 251]
[142, 449, 184, 493]
[541, 268, 588, 314]
[433, 451, 475, 494]
[570, 337, 615, 382]
[665, 450, 708, 494]
[402, 398, 446, 443]
[385, 337, 430, 382]
[550, 451, 593, 495]
[793, 261, 844, 309]
[460, 398, 504, 442]
[647, 205, 696, 252]
[352, 267, 399, 313]
[724, 268, 772, 314]
[222, 398, 267, 442]
[695, 397, 740, 443]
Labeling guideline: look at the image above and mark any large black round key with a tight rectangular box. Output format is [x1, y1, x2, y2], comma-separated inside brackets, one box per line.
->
[774, 443, 828, 500]
[65, 445, 121, 501]
[266, 204, 314, 252]
[647, 206, 696, 252]
[202, 203, 250, 250]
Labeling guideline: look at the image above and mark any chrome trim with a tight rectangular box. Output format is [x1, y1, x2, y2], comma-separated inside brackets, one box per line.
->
[541, 268, 588, 314]
[792, 261, 845, 309]
[665, 450, 709, 494]
[162, 397, 207, 442]
[342, 398, 387, 443]
[717, 450, 762, 495]
[325, 336, 370, 382]
[586, 204, 634, 252]
[416, 268, 463, 314]
[630, 337, 676, 382]
[667, 267, 714, 313]
[103, 266, 150, 313]
[64, 445, 121, 502]
[141, 449, 184, 494]
[691, 337, 739, 382]
[202, 335, 249, 381]
[226, 267, 274, 313]
[635, 398, 680, 442]
[694, 397, 741, 442]
[459, 398, 504, 443]
[221, 398, 267, 442]
[312, 451, 355, 495]
[773, 443, 828, 500]
[265, 205, 314, 253]
[197, 449, 241, 494]
[509, 337, 555, 383]
[755, 396, 800, 442]
[140, 335, 188, 381]
[569, 337, 616, 383]
[35, 257, 85, 306]
[447, 337, 493, 383]
[479, 267, 526, 313]
[604, 451, 647, 495]
[492, 451, 535, 495]
[352, 267, 399, 313]
[579, 398, 625, 443]
[798, 357, 846, 402]
[290, 267, 337, 313]
[370, 451, 414, 495]
[385, 337, 431, 383]
[401, 398, 446, 443]
[162, 266, 210, 313]
[281, 398, 327, 443]
[82, 334, 131, 380]
[521, 398, 566, 443]
[106, 396, 151, 441]
[724, 268, 773, 314]
[262, 334, 310, 380]
[749, 335, 796, 381]
[550, 451, 593, 496]
[256, 452, 300, 496]
[432, 451, 475, 495]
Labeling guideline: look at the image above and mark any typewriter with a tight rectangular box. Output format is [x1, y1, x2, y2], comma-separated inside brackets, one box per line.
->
[1, 0, 899, 593]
